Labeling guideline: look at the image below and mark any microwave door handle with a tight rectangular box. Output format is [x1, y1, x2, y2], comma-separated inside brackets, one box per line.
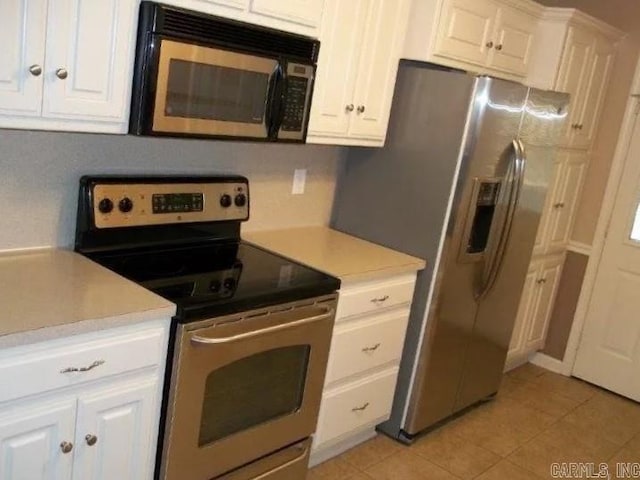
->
[266, 62, 285, 139]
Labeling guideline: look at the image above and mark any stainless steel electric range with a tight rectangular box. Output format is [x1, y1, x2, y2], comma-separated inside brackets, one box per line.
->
[74, 176, 340, 480]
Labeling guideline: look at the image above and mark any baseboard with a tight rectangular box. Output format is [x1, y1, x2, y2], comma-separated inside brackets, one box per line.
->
[309, 428, 377, 467]
[530, 352, 566, 374]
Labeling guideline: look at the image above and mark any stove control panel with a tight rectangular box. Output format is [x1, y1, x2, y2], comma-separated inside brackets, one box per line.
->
[91, 181, 249, 229]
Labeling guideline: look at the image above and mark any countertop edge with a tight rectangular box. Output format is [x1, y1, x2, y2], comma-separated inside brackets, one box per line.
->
[0, 304, 177, 349]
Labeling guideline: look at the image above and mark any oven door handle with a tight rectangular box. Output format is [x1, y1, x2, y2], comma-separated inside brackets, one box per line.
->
[190, 306, 335, 346]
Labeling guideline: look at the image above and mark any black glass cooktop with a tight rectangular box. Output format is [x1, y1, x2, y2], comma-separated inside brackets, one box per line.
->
[88, 241, 340, 321]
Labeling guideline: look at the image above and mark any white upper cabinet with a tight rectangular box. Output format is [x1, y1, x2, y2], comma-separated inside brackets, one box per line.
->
[307, 0, 411, 146]
[0, 0, 139, 133]
[489, 4, 536, 74]
[166, 0, 324, 36]
[0, 0, 47, 117]
[42, 0, 138, 123]
[404, 0, 541, 80]
[434, 0, 497, 68]
[306, 0, 367, 138]
[527, 9, 621, 150]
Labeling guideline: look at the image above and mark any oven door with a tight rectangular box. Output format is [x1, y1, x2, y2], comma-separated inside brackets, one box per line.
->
[152, 39, 279, 139]
[161, 297, 336, 480]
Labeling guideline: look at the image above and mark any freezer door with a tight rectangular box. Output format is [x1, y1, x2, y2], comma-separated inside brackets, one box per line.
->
[404, 77, 529, 434]
[453, 87, 569, 411]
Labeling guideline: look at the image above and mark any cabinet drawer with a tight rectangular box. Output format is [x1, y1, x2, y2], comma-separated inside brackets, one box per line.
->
[314, 367, 398, 448]
[336, 274, 416, 320]
[0, 326, 166, 403]
[325, 308, 409, 385]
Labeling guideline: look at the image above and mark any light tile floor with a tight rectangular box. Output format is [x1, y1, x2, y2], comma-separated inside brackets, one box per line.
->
[308, 363, 640, 480]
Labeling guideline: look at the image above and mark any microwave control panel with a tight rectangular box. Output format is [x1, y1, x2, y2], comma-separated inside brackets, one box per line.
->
[91, 181, 249, 229]
[281, 63, 313, 133]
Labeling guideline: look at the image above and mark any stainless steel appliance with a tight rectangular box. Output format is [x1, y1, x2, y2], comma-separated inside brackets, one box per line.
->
[74, 176, 340, 479]
[130, 2, 319, 142]
[332, 62, 569, 441]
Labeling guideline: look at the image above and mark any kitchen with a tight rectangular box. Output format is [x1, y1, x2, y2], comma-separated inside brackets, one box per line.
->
[1, 0, 640, 479]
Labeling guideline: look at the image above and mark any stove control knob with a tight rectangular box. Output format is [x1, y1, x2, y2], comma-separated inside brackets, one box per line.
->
[98, 198, 114, 214]
[209, 280, 221, 293]
[223, 277, 236, 290]
[234, 193, 247, 207]
[220, 194, 232, 208]
[118, 197, 134, 213]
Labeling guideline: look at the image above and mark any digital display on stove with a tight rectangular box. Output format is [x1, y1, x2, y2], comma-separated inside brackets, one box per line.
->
[152, 193, 204, 214]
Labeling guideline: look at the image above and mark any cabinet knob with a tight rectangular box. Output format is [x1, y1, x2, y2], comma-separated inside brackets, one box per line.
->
[28, 64, 42, 77]
[85, 434, 98, 446]
[357, 105, 365, 114]
[56, 68, 68, 80]
[495, 44, 503, 51]
[345, 104, 354, 112]
[60, 441, 74, 454]
[486, 41, 494, 48]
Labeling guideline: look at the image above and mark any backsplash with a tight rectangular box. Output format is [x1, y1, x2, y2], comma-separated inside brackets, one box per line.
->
[0, 130, 345, 250]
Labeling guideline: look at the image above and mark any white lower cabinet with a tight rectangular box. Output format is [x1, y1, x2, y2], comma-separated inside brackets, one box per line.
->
[506, 254, 564, 370]
[0, 319, 169, 480]
[0, 399, 76, 480]
[311, 272, 416, 464]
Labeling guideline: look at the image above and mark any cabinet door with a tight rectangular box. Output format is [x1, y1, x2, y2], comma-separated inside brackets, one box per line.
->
[488, 5, 535, 76]
[526, 255, 564, 351]
[0, 399, 76, 480]
[554, 25, 593, 147]
[433, 0, 497, 68]
[348, 0, 410, 140]
[72, 377, 159, 480]
[534, 151, 565, 256]
[571, 35, 616, 150]
[249, 0, 323, 29]
[0, 0, 47, 117]
[508, 261, 540, 360]
[307, 0, 368, 138]
[42, 0, 137, 128]
[547, 151, 587, 252]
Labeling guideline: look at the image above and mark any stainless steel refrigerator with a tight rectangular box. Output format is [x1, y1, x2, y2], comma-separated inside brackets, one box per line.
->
[332, 61, 569, 441]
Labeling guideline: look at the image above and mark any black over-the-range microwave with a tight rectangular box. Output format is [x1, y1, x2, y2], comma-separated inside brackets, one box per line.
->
[129, 2, 320, 142]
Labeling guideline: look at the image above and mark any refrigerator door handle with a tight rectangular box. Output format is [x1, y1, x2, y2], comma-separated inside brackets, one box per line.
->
[476, 138, 526, 299]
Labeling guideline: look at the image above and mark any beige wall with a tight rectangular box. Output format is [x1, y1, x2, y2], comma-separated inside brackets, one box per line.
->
[537, 0, 640, 245]
[0, 130, 345, 250]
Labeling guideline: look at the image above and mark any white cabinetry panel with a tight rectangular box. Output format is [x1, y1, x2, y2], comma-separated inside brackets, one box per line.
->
[0, 400, 76, 480]
[72, 378, 158, 480]
[42, 0, 137, 122]
[0, 0, 47, 116]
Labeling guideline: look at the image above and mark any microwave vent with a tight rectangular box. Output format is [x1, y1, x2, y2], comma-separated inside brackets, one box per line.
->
[160, 7, 319, 62]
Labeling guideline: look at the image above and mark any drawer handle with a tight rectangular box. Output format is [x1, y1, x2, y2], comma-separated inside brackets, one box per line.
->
[362, 343, 381, 353]
[370, 295, 389, 304]
[352, 402, 370, 412]
[60, 359, 105, 374]
[536, 278, 547, 285]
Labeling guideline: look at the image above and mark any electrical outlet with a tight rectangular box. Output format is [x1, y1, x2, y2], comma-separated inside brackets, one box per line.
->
[292, 169, 307, 195]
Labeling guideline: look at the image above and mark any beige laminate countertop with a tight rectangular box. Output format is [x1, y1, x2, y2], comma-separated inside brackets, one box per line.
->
[0, 249, 176, 348]
[244, 227, 425, 283]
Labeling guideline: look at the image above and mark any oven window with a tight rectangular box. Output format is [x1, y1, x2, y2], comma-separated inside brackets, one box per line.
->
[198, 345, 310, 446]
[165, 59, 269, 123]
